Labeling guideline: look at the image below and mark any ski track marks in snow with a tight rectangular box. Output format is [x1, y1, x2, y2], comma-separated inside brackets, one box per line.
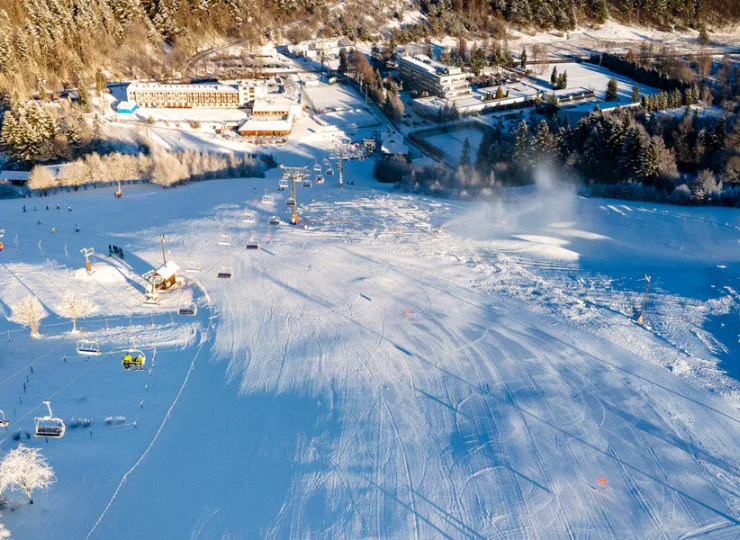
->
[1, 179, 740, 539]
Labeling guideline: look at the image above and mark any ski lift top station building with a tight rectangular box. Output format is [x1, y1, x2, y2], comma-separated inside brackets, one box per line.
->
[152, 261, 180, 290]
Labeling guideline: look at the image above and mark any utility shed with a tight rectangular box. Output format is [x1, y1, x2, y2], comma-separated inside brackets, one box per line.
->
[152, 261, 180, 290]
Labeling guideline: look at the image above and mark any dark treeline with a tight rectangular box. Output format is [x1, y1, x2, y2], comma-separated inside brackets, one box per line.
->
[378, 106, 740, 205]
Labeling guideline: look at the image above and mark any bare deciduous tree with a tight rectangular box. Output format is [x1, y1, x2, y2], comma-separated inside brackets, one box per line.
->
[59, 294, 96, 333]
[0, 445, 56, 504]
[8, 296, 46, 338]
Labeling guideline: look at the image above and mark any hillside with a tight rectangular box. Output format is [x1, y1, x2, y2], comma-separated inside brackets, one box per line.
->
[0, 0, 738, 96]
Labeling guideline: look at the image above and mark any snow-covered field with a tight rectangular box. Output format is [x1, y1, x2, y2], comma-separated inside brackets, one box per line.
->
[532, 62, 659, 104]
[1, 162, 740, 539]
[422, 128, 486, 164]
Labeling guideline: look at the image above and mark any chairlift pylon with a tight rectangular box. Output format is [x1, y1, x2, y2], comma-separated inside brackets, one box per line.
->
[34, 401, 65, 439]
[76, 340, 101, 356]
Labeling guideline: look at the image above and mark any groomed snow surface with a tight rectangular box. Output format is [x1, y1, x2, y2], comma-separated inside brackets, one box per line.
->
[1, 165, 739, 539]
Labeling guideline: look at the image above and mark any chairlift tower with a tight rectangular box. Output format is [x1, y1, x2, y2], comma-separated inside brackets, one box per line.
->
[80, 247, 95, 274]
[332, 142, 345, 188]
[280, 165, 307, 225]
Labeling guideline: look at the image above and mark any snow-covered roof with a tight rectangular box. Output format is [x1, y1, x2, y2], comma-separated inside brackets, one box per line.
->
[380, 132, 408, 155]
[0, 170, 29, 181]
[128, 82, 237, 94]
[252, 99, 293, 114]
[238, 118, 293, 132]
[288, 37, 351, 53]
[155, 261, 180, 279]
[398, 54, 463, 77]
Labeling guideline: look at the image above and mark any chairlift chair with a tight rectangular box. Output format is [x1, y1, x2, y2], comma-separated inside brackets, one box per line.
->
[243, 210, 256, 224]
[217, 265, 233, 279]
[278, 178, 289, 191]
[285, 197, 295, 207]
[246, 236, 260, 250]
[0, 409, 8, 430]
[34, 402, 65, 439]
[315, 175, 324, 184]
[262, 188, 275, 204]
[268, 216, 281, 226]
[122, 349, 146, 371]
[218, 234, 233, 246]
[185, 253, 202, 273]
[178, 303, 197, 316]
[76, 340, 101, 356]
[313, 161, 322, 172]
[303, 178, 312, 188]
[325, 167, 334, 176]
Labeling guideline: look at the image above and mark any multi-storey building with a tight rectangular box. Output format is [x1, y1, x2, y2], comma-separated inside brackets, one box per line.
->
[126, 82, 240, 108]
[238, 80, 269, 105]
[397, 55, 471, 99]
[126, 79, 270, 109]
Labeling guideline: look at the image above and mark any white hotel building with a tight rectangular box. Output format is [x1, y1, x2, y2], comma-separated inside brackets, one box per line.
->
[126, 80, 269, 109]
[397, 54, 471, 99]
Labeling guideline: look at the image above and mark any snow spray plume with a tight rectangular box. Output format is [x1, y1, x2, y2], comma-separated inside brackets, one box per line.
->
[445, 164, 578, 241]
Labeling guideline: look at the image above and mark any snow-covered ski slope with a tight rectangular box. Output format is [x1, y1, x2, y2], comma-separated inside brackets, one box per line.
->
[1, 163, 739, 539]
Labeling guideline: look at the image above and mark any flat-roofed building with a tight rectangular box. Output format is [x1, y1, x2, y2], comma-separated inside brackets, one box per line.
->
[398, 54, 471, 99]
[251, 98, 293, 117]
[238, 80, 269, 104]
[126, 82, 240, 108]
[238, 118, 293, 137]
